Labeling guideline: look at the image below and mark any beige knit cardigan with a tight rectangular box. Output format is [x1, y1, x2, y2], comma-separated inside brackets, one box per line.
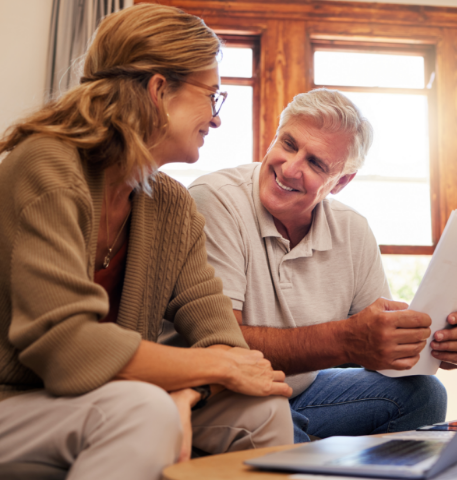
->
[0, 136, 247, 402]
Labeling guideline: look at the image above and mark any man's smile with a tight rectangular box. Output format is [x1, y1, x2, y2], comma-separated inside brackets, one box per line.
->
[274, 172, 298, 192]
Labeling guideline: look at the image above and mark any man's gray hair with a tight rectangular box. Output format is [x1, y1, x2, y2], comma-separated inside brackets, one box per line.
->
[278, 88, 373, 174]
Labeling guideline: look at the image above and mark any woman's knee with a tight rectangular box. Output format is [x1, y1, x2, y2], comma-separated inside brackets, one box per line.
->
[92, 381, 183, 442]
[250, 395, 294, 447]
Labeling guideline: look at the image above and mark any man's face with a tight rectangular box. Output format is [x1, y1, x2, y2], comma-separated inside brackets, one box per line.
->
[258, 118, 356, 231]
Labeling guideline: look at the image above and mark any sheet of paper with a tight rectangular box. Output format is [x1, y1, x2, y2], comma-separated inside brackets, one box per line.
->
[379, 210, 457, 377]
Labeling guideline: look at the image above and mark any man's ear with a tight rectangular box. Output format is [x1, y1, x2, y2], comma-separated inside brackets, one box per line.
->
[147, 74, 167, 108]
[330, 172, 357, 195]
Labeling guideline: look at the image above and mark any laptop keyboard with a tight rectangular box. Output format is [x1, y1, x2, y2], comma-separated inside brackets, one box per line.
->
[329, 440, 446, 467]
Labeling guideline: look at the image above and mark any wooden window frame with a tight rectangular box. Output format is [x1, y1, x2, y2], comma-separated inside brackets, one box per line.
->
[218, 34, 261, 163]
[311, 39, 438, 255]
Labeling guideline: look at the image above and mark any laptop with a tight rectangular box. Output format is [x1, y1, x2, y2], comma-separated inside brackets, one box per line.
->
[245, 433, 457, 479]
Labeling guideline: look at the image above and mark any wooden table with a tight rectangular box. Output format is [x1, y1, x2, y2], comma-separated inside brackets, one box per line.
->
[162, 444, 303, 480]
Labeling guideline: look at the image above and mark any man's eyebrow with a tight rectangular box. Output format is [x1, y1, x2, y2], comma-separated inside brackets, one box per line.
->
[280, 132, 297, 145]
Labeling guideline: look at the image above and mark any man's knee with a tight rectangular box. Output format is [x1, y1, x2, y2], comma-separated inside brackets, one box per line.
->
[409, 375, 447, 423]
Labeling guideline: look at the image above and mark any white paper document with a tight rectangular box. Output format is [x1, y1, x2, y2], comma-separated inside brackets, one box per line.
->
[379, 210, 457, 378]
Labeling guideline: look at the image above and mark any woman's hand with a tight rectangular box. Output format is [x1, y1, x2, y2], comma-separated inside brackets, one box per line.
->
[219, 347, 292, 398]
[431, 313, 457, 369]
[169, 388, 201, 462]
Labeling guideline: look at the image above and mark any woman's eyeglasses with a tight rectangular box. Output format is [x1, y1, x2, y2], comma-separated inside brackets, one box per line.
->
[174, 76, 228, 117]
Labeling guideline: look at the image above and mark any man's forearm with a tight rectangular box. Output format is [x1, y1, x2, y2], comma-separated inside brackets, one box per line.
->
[235, 298, 433, 374]
[240, 322, 349, 375]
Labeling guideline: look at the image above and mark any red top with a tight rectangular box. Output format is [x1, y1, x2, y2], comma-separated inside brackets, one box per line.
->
[94, 239, 129, 323]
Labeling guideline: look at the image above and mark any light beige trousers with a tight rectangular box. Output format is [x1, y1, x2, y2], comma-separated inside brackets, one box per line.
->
[0, 381, 293, 480]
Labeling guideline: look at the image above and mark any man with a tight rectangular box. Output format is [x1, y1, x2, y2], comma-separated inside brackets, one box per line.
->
[189, 89, 457, 442]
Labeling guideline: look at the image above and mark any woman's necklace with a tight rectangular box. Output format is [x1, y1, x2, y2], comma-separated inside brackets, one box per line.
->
[103, 189, 131, 269]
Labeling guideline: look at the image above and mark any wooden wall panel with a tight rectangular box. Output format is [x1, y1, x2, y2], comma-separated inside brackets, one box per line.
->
[139, 0, 457, 28]
[436, 28, 457, 233]
[259, 20, 307, 159]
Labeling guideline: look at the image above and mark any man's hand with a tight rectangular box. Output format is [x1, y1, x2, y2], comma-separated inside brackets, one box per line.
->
[431, 313, 457, 370]
[220, 347, 292, 398]
[169, 388, 201, 463]
[342, 298, 431, 370]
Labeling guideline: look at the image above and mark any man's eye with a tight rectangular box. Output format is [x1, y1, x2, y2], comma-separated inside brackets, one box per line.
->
[283, 140, 294, 149]
[309, 158, 323, 171]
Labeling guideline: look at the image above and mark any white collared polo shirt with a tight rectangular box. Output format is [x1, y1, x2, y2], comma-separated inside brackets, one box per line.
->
[189, 163, 391, 397]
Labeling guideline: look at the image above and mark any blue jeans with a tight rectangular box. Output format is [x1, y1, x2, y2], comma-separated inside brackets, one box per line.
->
[289, 368, 447, 443]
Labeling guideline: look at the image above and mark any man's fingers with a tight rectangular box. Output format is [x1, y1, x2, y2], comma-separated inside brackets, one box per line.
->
[387, 310, 431, 329]
[391, 340, 427, 358]
[394, 327, 431, 343]
[440, 361, 457, 370]
[431, 340, 457, 351]
[390, 354, 421, 370]
[379, 298, 409, 311]
[434, 327, 457, 342]
[432, 350, 457, 365]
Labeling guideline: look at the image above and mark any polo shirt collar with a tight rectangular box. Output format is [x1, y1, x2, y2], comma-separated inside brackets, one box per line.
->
[252, 163, 333, 256]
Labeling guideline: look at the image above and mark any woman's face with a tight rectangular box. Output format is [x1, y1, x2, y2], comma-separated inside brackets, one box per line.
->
[153, 66, 222, 167]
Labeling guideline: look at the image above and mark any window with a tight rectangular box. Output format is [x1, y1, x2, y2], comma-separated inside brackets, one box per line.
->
[159, 35, 259, 187]
[312, 41, 437, 255]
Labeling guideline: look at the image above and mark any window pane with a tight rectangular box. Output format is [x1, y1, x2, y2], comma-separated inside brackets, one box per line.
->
[382, 254, 431, 303]
[159, 84, 253, 187]
[331, 92, 432, 245]
[336, 180, 432, 245]
[314, 51, 425, 89]
[219, 47, 253, 78]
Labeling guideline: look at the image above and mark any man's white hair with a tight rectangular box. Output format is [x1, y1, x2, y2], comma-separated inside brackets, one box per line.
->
[277, 88, 373, 174]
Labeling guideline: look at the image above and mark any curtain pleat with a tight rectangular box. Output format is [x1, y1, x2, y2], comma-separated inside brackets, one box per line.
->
[45, 0, 133, 100]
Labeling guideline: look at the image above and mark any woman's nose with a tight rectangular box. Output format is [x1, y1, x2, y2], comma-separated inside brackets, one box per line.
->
[210, 114, 221, 129]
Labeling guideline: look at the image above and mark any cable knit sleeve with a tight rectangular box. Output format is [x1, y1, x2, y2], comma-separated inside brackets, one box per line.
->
[5, 138, 141, 397]
[164, 198, 248, 349]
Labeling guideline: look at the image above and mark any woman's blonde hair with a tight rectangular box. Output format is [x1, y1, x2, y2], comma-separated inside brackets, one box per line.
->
[0, 4, 221, 185]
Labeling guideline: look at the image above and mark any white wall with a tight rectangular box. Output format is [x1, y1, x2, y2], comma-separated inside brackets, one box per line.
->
[0, 0, 53, 137]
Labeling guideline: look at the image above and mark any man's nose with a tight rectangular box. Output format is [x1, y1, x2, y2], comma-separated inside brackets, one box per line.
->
[282, 156, 305, 179]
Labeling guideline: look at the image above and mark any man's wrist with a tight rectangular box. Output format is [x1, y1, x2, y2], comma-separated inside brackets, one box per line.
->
[329, 318, 353, 365]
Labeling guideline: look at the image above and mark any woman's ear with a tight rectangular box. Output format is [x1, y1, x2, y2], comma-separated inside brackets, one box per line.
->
[147, 74, 167, 108]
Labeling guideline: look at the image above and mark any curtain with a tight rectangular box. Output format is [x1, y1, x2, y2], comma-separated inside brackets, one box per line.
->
[45, 0, 134, 100]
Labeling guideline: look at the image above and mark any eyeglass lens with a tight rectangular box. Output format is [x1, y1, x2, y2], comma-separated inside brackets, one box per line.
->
[212, 93, 225, 117]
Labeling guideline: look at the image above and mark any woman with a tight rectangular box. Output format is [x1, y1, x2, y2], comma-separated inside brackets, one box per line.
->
[0, 4, 293, 479]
